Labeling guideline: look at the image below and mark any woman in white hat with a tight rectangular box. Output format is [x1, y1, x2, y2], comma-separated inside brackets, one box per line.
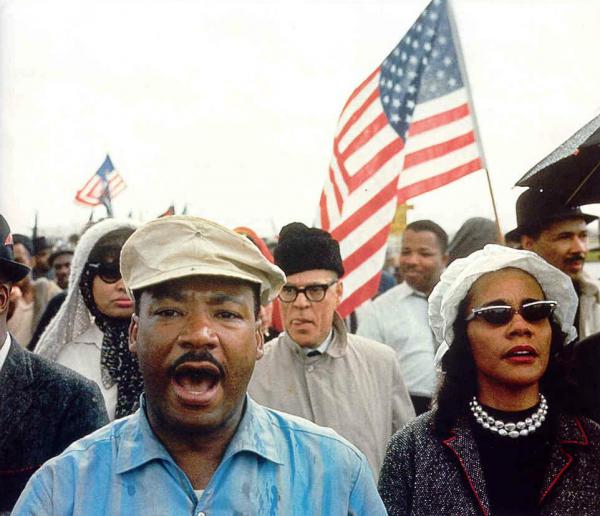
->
[378, 244, 600, 515]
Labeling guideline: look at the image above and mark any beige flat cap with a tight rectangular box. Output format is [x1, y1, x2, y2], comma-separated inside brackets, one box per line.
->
[120, 216, 286, 305]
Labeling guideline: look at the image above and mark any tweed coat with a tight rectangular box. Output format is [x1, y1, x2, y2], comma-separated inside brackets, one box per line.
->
[378, 410, 600, 515]
[0, 338, 109, 512]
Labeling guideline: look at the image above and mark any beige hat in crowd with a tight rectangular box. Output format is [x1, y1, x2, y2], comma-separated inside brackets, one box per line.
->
[120, 216, 286, 305]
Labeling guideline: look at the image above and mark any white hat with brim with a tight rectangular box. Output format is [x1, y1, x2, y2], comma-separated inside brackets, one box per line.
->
[121, 216, 286, 305]
[429, 244, 579, 355]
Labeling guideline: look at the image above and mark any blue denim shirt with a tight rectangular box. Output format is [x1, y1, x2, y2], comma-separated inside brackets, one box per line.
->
[13, 396, 386, 515]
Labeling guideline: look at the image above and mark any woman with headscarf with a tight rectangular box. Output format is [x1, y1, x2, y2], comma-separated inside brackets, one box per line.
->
[378, 244, 600, 515]
[35, 219, 143, 420]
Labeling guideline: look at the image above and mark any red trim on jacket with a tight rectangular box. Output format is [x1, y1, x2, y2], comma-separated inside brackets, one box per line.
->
[442, 434, 489, 516]
[540, 416, 589, 503]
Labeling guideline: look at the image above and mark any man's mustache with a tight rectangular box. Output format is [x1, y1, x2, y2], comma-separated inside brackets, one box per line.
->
[565, 253, 586, 264]
[168, 350, 226, 378]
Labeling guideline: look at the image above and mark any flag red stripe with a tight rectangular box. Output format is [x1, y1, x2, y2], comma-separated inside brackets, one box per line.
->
[78, 177, 101, 196]
[346, 137, 404, 193]
[331, 176, 398, 242]
[403, 131, 475, 169]
[339, 67, 380, 114]
[342, 223, 391, 277]
[336, 87, 380, 144]
[397, 157, 482, 203]
[407, 103, 470, 136]
[340, 112, 388, 161]
[319, 190, 331, 231]
[337, 272, 381, 318]
[329, 167, 344, 213]
[75, 195, 99, 207]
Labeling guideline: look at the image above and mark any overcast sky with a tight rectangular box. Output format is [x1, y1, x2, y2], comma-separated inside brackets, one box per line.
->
[1, 0, 599, 238]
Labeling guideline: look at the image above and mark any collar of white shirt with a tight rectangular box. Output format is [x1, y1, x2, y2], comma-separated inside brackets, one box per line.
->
[0, 332, 12, 373]
[294, 329, 334, 356]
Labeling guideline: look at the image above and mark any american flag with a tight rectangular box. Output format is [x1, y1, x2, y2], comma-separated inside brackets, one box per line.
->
[318, 0, 484, 317]
[75, 155, 126, 215]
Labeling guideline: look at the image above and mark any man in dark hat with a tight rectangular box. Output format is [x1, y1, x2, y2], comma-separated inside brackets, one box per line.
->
[0, 215, 108, 513]
[506, 188, 600, 338]
[8, 234, 61, 347]
[248, 222, 415, 480]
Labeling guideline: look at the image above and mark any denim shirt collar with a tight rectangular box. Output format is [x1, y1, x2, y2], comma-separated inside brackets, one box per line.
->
[115, 394, 283, 475]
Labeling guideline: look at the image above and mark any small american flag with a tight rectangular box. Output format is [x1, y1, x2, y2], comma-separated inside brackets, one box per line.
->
[75, 155, 126, 213]
[318, 0, 484, 317]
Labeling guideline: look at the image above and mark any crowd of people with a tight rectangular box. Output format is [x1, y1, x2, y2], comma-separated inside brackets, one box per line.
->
[1, 180, 600, 515]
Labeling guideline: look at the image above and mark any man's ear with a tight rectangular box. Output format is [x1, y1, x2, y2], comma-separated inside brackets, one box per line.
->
[441, 253, 449, 268]
[334, 280, 344, 309]
[255, 321, 265, 361]
[521, 235, 535, 251]
[129, 314, 139, 354]
[0, 283, 11, 314]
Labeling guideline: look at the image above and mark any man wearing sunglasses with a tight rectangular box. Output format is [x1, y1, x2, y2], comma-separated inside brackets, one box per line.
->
[506, 188, 600, 339]
[248, 222, 415, 480]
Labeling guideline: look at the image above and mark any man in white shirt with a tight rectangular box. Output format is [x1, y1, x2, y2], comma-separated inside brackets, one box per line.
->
[358, 220, 448, 414]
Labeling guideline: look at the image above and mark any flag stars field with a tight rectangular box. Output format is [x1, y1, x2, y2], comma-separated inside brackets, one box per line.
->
[318, 0, 484, 316]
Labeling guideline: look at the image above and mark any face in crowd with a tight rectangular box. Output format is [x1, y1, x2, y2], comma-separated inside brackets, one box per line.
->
[12, 243, 33, 287]
[88, 247, 134, 320]
[52, 253, 73, 290]
[399, 229, 448, 296]
[521, 217, 588, 280]
[279, 269, 343, 349]
[129, 275, 264, 436]
[465, 268, 552, 405]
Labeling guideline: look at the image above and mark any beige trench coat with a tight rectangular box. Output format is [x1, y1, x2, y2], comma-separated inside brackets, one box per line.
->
[248, 313, 415, 479]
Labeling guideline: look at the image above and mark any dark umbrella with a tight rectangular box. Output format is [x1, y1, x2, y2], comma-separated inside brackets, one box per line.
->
[516, 114, 600, 206]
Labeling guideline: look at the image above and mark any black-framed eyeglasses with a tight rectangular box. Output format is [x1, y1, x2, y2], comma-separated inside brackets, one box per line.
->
[279, 279, 338, 303]
[465, 300, 557, 325]
[88, 262, 122, 284]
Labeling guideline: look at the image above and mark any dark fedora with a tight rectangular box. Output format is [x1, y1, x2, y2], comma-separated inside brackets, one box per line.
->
[0, 215, 31, 282]
[505, 188, 598, 242]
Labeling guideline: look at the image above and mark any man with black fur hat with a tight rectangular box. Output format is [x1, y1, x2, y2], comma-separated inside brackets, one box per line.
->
[506, 188, 600, 338]
[248, 222, 415, 479]
[0, 215, 108, 513]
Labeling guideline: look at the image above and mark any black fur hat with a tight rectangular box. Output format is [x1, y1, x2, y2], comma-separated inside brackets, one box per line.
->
[274, 222, 344, 277]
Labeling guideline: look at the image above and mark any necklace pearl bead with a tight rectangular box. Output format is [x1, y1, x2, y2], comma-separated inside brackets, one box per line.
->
[470, 394, 547, 438]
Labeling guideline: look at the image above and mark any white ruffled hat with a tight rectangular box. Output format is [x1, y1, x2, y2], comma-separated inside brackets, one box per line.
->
[429, 244, 578, 358]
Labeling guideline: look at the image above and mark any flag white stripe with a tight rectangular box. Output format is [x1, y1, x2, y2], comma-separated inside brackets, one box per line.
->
[337, 91, 384, 154]
[336, 72, 381, 132]
[338, 194, 398, 258]
[411, 88, 469, 120]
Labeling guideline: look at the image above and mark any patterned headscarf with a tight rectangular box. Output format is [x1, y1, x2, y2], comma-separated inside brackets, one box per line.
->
[36, 219, 141, 418]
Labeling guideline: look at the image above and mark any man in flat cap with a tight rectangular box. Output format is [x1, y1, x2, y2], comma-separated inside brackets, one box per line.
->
[0, 215, 108, 513]
[506, 188, 600, 338]
[248, 222, 415, 479]
[15, 216, 386, 515]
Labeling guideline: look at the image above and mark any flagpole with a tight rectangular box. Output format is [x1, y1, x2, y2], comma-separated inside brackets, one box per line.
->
[447, 0, 504, 243]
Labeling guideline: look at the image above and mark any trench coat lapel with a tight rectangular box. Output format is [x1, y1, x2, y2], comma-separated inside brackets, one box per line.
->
[442, 416, 491, 516]
[0, 339, 34, 457]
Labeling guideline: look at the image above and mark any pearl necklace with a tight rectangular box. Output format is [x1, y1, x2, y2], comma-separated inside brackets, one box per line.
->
[469, 394, 548, 438]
